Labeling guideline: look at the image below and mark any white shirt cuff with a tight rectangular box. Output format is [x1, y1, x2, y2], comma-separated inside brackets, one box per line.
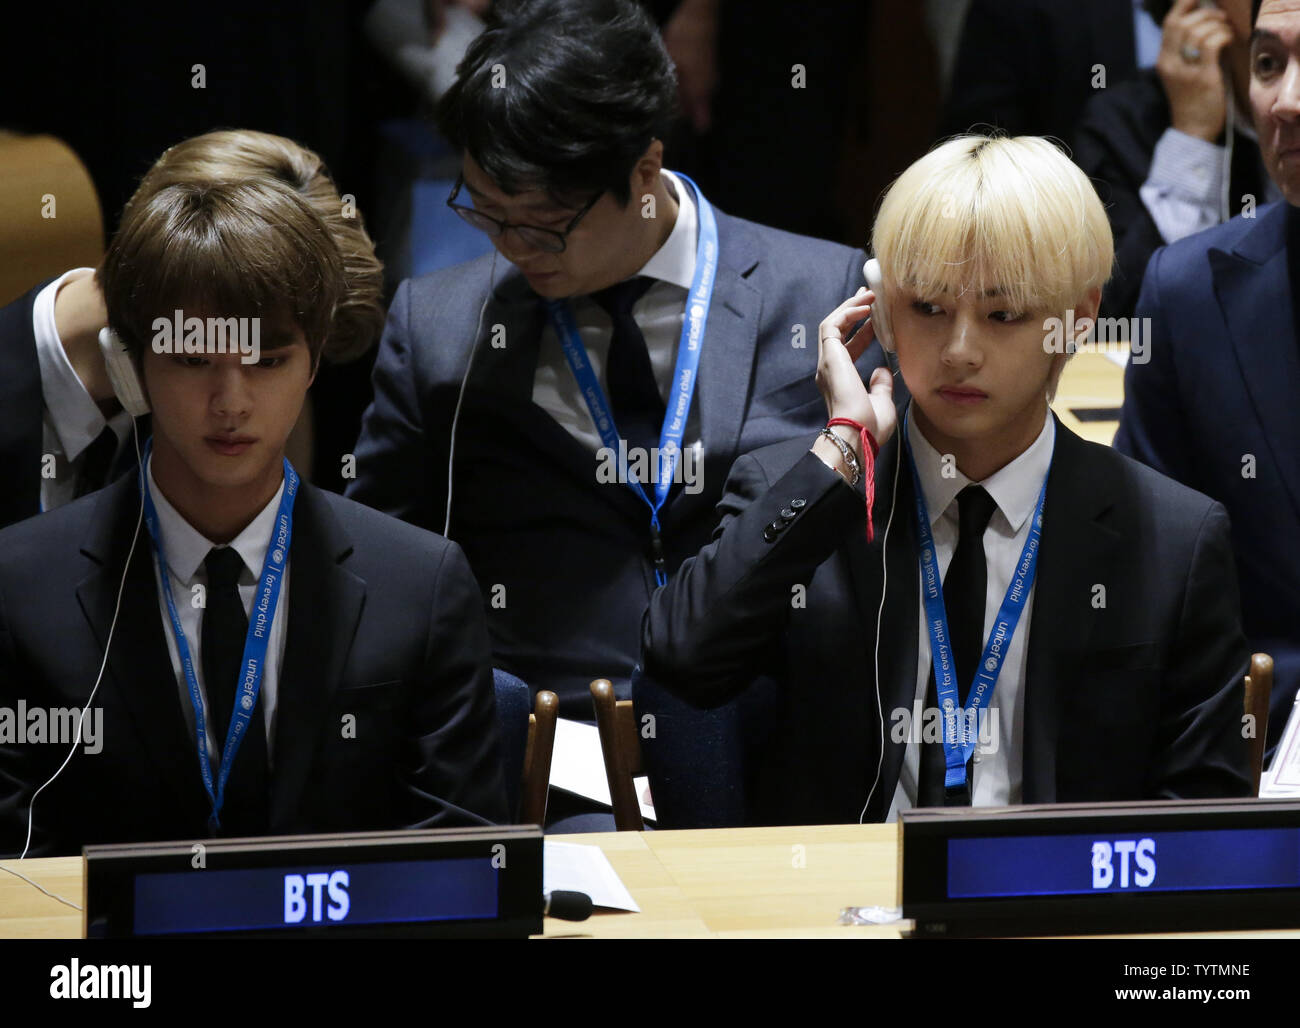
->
[33, 268, 108, 461]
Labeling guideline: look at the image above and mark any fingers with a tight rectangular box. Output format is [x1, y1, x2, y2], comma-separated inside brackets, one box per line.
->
[819, 288, 874, 346]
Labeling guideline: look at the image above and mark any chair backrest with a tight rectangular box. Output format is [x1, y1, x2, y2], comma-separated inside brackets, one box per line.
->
[0, 132, 103, 306]
[520, 690, 558, 826]
[633, 666, 777, 829]
[589, 678, 644, 831]
[492, 669, 558, 824]
[1244, 652, 1273, 794]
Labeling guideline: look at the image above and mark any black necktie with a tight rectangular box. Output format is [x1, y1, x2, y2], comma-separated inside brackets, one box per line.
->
[591, 276, 663, 454]
[201, 547, 269, 835]
[918, 485, 998, 807]
[74, 427, 118, 498]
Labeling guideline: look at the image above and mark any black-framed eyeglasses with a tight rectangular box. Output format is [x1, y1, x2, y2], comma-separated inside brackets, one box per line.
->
[446, 174, 603, 254]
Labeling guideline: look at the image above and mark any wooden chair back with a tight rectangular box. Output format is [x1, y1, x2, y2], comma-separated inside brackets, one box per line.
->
[1245, 652, 1273, 794]
[520, 690, 558, 825]
[590, 678, 644, 831]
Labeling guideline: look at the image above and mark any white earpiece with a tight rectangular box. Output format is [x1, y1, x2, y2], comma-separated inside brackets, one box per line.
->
[97, 328, 150, 417]
[863, 258, 893, 354]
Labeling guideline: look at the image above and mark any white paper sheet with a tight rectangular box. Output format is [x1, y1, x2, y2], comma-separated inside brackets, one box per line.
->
[1260, 690, 1300, 797]
[548, 717, 656, 822]
[543, 840, 640, 912]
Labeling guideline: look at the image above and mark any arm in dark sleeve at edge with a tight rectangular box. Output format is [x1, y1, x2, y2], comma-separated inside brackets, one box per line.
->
[641, 446, 867, 705]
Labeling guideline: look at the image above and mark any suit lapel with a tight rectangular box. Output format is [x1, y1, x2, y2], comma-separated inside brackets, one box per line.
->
[695, 213, 762, 504]
[467, 270, 650, 526]
[1210, 203, 1300, 523]
[74, 474, 208, 814]
[844, 432, 920, 819]
[1022, 421, 1120, 802]
[268, 485, 366, 824]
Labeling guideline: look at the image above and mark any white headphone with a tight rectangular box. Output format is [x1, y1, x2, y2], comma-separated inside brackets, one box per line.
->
[97, 327, 151, 416]
[863, 258, 894, 354]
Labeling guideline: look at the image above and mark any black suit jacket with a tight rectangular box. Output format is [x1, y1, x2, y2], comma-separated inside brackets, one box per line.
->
[347, 209, 893, 716]
[0, 283, 50, 529]
[0, 281, 143, 531]
[642, 417, 1253, 825]
[1074, 68, 1268, 320]
[0, 473, 508, 857]
[942, 0, 1137, 142]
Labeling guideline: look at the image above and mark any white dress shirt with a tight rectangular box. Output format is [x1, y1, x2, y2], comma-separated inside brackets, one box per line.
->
[887, 410, 1055, 820]
[33, 268, 133, 511]
[1140, 98, 1282, 245]
[532, 169, 704, 460]
[145, 456, 289, 766]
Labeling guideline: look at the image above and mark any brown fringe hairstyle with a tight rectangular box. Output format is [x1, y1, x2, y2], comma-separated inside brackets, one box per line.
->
[105, 129, 383, 364]
[100, 177, 346, 366]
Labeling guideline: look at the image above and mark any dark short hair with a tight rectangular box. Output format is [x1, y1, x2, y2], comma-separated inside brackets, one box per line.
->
[100, 179, 344, 365]
[437, 0, 679, 208]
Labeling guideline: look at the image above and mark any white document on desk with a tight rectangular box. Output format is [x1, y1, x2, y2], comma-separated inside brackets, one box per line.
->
[1260, 690, 1300, 797]
[549, 717, 656, 822]
[543, 840, 640, 912]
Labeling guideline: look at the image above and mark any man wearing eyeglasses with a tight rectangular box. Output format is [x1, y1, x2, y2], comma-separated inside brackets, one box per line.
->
[348, 0, 889, 723]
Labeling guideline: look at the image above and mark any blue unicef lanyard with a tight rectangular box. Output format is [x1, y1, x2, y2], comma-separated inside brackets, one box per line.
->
[139, 440, 298, 831]
[545, 171, 718, 587]
[903, 411, 1048, 792]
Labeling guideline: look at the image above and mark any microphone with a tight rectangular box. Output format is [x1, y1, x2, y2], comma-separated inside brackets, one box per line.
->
[544, 890, 593, 921]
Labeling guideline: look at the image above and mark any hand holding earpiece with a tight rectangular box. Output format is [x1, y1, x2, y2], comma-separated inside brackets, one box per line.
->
[816, 288, 897, 456]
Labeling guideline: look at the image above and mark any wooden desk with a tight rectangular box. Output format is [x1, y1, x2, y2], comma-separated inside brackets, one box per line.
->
[0, 825, 903, 940]
[544, 824, 902, 939]
[1051, 348, 1127, 446]
[8, 823, 1297, 939]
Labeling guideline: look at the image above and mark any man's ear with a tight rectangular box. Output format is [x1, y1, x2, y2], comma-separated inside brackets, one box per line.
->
[1071, 286, 1103, 349]
[633, 139, 666, 193]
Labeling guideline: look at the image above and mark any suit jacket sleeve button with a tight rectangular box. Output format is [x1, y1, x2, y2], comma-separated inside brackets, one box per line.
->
[763, 526, 778, 542]
[779, 507, 797, 521]
[790, 498, 806, 509]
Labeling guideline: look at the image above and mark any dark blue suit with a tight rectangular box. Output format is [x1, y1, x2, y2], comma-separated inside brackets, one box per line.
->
[1115, 202, 1300, 752]
[347, 208, 893, 716]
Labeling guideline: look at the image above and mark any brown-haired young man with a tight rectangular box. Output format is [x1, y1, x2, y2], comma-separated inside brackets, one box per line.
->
[0, 128, 385, 530]
[0, 178, 506, 857]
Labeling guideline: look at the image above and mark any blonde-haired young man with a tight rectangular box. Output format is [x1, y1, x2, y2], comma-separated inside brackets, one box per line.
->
[643, 135, 1253, 824]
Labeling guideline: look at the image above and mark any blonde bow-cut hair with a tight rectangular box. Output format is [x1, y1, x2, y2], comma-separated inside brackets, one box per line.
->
[871, 135, 1113, 322]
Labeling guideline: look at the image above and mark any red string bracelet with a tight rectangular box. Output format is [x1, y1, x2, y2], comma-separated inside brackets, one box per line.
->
[826, 417, 879, 543]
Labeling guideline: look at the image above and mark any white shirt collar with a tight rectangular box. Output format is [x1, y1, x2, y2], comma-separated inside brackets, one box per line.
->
[146, 454, 286, 585]
[906, 407, 1055, 533]
[637, 169, 698, 291]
